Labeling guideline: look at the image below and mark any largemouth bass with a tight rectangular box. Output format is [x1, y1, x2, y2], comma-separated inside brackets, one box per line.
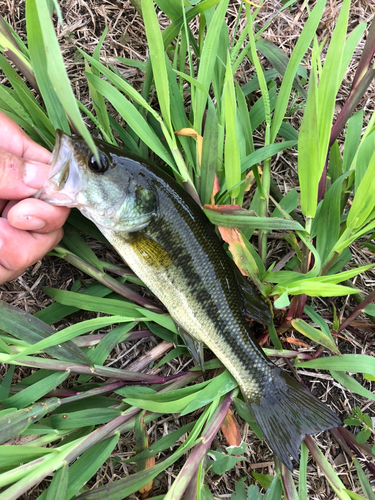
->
[39, 131, 341, 470]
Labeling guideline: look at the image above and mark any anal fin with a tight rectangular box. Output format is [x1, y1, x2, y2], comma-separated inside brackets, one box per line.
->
[175, 323, 205, 371]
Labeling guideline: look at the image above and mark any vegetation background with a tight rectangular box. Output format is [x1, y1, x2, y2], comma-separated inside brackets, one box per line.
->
[0, 0, 374, 499]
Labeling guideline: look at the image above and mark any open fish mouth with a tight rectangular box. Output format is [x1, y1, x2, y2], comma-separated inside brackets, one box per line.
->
[36, 130, 83, 207]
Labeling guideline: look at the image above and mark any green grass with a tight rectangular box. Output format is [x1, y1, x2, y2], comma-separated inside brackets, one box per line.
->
[0, 0, 375, 498]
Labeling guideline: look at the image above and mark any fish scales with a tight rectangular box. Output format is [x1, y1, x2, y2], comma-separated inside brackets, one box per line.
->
[100, 171, 272, 404]
[39, 131, 342, 470]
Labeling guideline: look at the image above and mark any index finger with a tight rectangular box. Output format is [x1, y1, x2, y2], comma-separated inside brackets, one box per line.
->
[0, 111, 52, 164]
[0, 152, 50, 200]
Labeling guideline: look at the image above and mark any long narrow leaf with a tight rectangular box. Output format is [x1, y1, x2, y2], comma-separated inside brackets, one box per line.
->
[270, 0, 326, 141]
[84, 72, 174, 167]
[33, 0, 97, 154]
[193, 0, 229, 134]
[0, 300, 92, 365]
[298, 54, 319, 219]
[142, 0, 172, 134]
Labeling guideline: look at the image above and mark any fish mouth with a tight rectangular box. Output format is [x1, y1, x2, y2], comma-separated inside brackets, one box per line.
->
[36, 130, 83, 207]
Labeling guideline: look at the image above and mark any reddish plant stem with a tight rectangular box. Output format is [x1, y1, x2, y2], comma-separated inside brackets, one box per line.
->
[331, 428, 375, 479]
[284, 358, 310, 391]
[338, 427, 375, 458]
[286, 295, 300, 321]
[73, 329, 154, 347]
[330, 427, 355, 458]
[345, 325, 366, 340]
[311, 345, 324, 360]
[337, 290, 375, 333]
[165, 392, 234, 500]
[61, 380, 127, 404]
[295, 294, 307, 318]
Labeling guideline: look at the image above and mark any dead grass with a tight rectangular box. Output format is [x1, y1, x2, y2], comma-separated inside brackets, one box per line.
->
[0, 0, 374, 498]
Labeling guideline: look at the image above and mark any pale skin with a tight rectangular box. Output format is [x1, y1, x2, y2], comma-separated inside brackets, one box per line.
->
[0, 111, 70, 284]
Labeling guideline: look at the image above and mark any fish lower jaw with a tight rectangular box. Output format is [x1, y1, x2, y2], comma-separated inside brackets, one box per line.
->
[38, 185, 77, 207]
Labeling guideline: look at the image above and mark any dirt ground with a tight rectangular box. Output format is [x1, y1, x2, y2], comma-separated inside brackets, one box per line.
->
[0, 0, 375, 498]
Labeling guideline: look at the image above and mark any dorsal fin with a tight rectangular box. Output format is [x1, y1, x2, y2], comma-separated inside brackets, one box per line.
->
[230, 260, 273, 325]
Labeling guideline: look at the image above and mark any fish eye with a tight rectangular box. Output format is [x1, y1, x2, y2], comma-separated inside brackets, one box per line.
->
[88, 152, 109, 173]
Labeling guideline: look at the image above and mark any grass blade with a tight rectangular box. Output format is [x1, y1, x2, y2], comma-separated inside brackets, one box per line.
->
[1, 372, 68, 409]
[298, 354, 375, 376]
[330, 371, 375, 402]
[241, 140, 297, 173]
[0, 398, 60, 444]
[304, 435, 351, 500]
[291, 318, 340, 354]
[298, 442, 308, 500]
[204, 206, 304, 231]
[223, 54, 241, 202]
[84, 72, 174, 167]
[0, 16, 37, 89]
[353, 458, 375, 500]
[64, 436, 119, 500]
[298, 52, 319, 219]
[314, 172, 351, 266]
[181, 370, 237, 415]
[142, 0, 172, 134]
[346, 150, 375, 230]
[0, 300, 92, 365]
[200, 98, 218, 205]
[75, 441, 197, 499]
[0, 365, 14, 398]
[316, 0, 350, 169]
[8, 315, 141, 361]
[256, 38, 307, 98]
[45, 463, 69, 500]
[193, 0, 229, 134]
[32, 0, 97, 154]
[164, 393, 234, 500]
[60, 224, 104, 272]
[270, 0, 326, 142]
[25, 1, 66, 133]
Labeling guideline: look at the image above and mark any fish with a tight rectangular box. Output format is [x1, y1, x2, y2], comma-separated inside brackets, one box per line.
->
[39, 131, 341, 470]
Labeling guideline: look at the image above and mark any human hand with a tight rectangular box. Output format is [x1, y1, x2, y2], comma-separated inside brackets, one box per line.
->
[0, 111, 70, 284]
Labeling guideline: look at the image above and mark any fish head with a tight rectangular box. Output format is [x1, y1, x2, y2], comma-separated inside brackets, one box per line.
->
[39, 130, 157, 231]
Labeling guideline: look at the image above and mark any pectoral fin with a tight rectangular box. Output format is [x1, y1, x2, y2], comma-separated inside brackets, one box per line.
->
[121, 231, 174, 270]
[175, 323, 205, 371]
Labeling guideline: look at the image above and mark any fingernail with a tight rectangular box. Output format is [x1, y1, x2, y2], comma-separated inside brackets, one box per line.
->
[22, 216, 46, 230]
[24, 161, 47, 189]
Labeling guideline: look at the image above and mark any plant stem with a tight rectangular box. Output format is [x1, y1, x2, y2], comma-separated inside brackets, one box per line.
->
[164, 391, 234, 500]
[304, 435, 351, 500]
[73, 329, 153, 347]
[337, 289, 375, 333]
[54, 246, 163, 313]
[0, 353, 166, 384]
[259, 152, 271, 263]
[269, 180, 305, 226]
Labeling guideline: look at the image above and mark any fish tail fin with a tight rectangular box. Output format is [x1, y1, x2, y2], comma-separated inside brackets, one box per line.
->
[248, 368, 341, 470]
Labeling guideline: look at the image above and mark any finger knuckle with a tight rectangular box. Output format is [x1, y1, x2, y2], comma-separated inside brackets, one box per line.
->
[0, 152, 18, 184]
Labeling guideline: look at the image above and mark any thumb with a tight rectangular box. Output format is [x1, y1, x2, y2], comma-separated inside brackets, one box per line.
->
[0, 151, 51, 200]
